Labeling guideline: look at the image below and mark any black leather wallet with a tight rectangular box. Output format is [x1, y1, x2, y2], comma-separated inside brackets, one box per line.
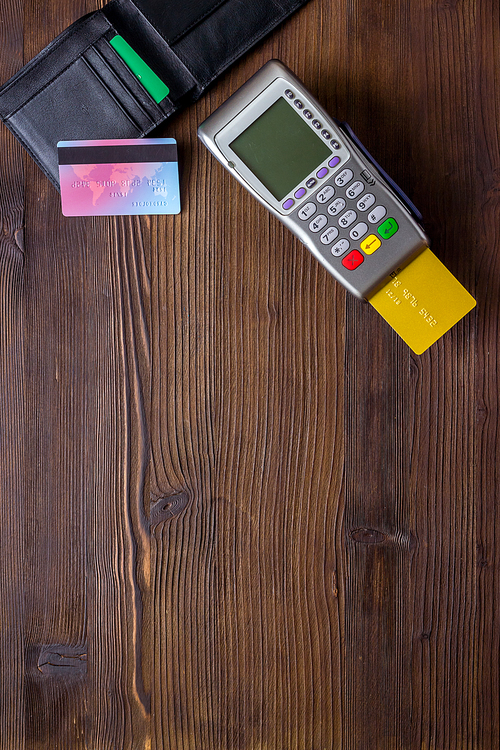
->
[0, 0, 310, 190]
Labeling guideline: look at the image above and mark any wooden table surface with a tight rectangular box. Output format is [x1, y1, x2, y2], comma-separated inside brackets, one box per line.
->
[0, 0, 497, 748]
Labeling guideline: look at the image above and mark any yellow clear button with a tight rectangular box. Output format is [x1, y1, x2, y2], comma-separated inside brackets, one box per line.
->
[360, 234, 381, 254]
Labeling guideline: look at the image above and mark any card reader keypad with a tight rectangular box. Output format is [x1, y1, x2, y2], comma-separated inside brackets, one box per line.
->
[294, 162, 399, 272]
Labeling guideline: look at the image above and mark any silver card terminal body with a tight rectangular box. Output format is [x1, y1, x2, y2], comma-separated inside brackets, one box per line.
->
[198, 60, 429, 300]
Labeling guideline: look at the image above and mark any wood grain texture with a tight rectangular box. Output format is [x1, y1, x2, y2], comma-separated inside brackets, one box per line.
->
[0, 0, 497, 748]
[476, 1, 500, 748]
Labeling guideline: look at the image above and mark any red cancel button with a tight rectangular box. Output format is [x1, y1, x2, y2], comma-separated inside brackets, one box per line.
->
[342, 249, 364, 270]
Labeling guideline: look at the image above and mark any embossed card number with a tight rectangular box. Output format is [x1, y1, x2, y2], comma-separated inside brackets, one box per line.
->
[368, 248, 476, 354]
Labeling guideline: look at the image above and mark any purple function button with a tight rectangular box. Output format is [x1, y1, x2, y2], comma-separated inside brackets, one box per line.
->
[306, 178, 317, 188]
[294, 187, 306, 199]
[329, 156, 341, 168]
[316, 167, 329, 179]
[283, 198, 295, 210]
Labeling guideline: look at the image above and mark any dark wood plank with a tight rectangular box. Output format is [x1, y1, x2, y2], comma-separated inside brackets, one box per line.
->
[82, 215, 152, 750]
[476, 1, 500, 747]
[0, 3, 25, 746]
[405, 3, 478, 749]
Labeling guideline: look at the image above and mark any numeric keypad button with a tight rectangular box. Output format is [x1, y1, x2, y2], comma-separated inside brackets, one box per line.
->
[316, 185, 335, 204]
[309, 214, 328, 233]
[346, 180, 364, 200]
[331, 238, 350, 257]
[298, 202, 317, 220]
[327, 198, 346, 216]
[320, 226, 339, 245]
[338, 209, 357, 229]
[356, 193, 376, 211]
[350, 222, 369, 240]
[368, 205, 387, 223]
[335, 168, 354, 187]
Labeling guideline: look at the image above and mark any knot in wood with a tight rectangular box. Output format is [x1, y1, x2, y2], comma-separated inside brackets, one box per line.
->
[37, 645, 87, 677]
[349, 527, 387, 545]
[150, 492, 190, 526]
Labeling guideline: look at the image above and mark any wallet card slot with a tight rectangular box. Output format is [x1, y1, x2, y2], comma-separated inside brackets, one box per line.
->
[102, 0, 199, 102]
[83, 46, 157, 132]
[91, 37, 169, 122]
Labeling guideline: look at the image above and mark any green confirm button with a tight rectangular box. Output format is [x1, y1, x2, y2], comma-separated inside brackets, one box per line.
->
[378, 217, 399, 239]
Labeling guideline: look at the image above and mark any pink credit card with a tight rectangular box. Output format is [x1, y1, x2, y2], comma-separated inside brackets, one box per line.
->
[57, 138, 180, 216]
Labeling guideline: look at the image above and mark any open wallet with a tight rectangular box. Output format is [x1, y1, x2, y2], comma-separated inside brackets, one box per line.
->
[0, 0, 310, 190]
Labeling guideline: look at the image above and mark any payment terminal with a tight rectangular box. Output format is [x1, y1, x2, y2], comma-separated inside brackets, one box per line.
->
[198, 60, 476, 354]
[198, 60, 429, 300]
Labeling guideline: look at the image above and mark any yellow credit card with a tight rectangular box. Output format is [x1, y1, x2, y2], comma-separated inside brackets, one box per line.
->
[368, 248, 476, 354]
